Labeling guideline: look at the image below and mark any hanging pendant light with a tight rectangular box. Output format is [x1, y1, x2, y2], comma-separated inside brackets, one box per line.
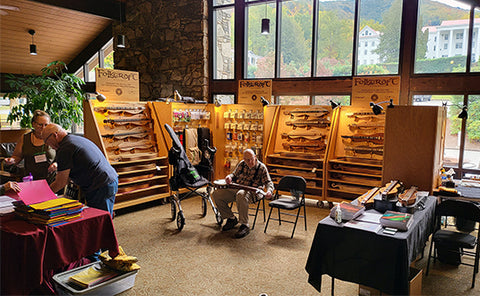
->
[117, 34, 126, 48]
[28, 29, 37, 55]
[117, 3, 126, 48]
[261, 4, 270, 35]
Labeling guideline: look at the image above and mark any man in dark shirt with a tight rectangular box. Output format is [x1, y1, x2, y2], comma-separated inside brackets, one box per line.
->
[213, 149, 274, 238]
[42, 124, 118, 217]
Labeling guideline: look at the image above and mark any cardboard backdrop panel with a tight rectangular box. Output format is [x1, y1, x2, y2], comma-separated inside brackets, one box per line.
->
[96, 68, 140, 102]
[238, 80, 272, 106]
[351, 76, 400, 108]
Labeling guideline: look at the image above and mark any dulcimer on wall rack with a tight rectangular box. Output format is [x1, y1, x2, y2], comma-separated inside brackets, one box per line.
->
[341, 133, 384, 145]
[283, 108, 329, 119]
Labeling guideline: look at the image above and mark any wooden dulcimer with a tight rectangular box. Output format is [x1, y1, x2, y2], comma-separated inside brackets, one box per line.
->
[379, 180, 403, 200]
[398, 186, 418, 207]
[284, 108, 329, 119]
[341, 133, 384, 145]
[213, 179, 266, 197]
[357, 187, 380, 209]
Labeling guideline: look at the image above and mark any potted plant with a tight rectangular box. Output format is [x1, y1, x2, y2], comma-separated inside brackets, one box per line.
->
[4, 61, 85, 129]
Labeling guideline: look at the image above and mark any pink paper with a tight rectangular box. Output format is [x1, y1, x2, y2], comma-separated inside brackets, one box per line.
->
[6, 179, 57, 205]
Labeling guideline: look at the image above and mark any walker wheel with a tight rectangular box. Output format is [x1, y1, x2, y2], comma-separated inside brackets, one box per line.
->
[170, 200, 176, 221]
[177, 211, 185, 231]
[201, 198, 208, 217]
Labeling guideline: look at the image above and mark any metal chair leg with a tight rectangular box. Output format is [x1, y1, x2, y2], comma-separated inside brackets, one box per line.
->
[264, 206, 274, 233]
[303, 204, 307, 230]
[252, 199, 263, 230]
[290, 207, 301, 238]
[426, 238, 434, 276]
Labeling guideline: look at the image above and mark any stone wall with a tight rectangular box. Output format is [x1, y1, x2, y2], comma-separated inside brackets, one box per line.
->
[114, 0, 208, 101]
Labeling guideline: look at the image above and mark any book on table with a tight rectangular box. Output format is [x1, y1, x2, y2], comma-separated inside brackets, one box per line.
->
[329, 202, 365, 221]
[380, 210, 414, 231]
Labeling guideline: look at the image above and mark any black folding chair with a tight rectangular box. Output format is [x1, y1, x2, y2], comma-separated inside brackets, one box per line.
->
[264, 175, 307, 238]
[426, 199, 480, 288]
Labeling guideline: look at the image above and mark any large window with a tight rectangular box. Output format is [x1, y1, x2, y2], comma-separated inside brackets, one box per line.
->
[246, 1, 276, 78]
[316, 0, 355, 77]
[213, 2, 235, 79]
[413, 93, 479, 175]
[74, 38, 115, 82]
[357, 0, 403, 75]
[279, 0, 313, 78]
[415, 0, 472, 74]
[216, 0, 403, 80]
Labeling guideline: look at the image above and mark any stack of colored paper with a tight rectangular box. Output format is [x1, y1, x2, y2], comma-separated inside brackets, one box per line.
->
[68, 263, 120, 289]
[14, 197, 84, 226]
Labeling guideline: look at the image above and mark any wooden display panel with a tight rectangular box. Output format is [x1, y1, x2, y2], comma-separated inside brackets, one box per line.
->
[382, 106, 445, 193]
[263, 105, 333, 200]
[83, 100, 170, 210]
[325, 106, 385, 202]
[212, 104, 264, 180]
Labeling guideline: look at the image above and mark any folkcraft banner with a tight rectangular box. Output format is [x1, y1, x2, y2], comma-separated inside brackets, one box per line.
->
[351, 76, 400, 108]
[238, 80, 272, 106]
[96, 68, 140, 102]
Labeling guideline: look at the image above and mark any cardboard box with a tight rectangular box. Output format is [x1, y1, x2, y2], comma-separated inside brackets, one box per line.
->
[53, 262, 138, 296]
[359, 267, 422, 296]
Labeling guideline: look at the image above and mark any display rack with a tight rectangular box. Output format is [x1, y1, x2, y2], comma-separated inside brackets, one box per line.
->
[84, 100, 170, 210]
[212, 104, 265, 179]
[325, 106, 385, 202]
[263, 105, 333, 200]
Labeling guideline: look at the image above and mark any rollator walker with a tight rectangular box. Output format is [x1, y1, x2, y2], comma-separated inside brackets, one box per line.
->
[164, 123, 222, 230]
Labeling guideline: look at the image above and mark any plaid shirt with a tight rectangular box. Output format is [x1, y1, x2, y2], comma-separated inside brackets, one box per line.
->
[228, 160, 274, 194]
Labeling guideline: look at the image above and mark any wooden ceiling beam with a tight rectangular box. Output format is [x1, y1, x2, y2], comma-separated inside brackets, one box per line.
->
[29, 0, 124, 21]
[67, 24, 113, 74]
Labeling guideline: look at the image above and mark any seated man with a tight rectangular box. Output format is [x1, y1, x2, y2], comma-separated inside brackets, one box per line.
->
[213, 149, 274, 238]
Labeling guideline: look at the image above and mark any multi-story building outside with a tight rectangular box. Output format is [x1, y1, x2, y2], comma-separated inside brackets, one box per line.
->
[423, 19, 480, 62]
[357, 25, 382, 65]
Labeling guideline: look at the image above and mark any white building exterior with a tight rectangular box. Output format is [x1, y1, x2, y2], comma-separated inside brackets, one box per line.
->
[423, 19, 480, 62]
[357, 25, 382, 65]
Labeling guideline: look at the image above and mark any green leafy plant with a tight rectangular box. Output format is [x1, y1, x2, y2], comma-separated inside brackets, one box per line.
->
[5, 61, 85, 129]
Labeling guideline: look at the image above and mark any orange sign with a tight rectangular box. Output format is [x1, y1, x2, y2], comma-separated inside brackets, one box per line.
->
[351, 76, 400, 108]
[96, 68, 140, 102]
[238, 80, 272, 106]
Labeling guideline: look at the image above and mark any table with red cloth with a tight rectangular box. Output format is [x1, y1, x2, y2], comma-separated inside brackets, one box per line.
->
[0, 207, 119, 295]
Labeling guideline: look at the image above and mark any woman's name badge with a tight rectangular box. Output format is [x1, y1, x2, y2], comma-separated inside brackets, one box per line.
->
[34, 153, 47, 163]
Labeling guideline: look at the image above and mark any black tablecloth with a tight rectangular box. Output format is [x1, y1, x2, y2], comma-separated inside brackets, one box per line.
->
[305, 196, 436, 295]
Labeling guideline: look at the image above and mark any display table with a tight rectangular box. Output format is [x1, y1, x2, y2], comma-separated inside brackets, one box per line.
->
[305, 196, 436, 295]
[0, 207, 119, 295]
[436, 184, 480, 202]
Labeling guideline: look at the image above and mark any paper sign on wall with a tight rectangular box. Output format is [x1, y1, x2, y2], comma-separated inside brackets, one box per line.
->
[238, 80, 272, 106]
[351, 76, 400, 108]
[96, 68, 140, 102]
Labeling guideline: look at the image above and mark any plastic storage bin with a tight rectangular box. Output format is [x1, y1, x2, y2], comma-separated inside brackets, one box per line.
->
[53, 262, 138, 295]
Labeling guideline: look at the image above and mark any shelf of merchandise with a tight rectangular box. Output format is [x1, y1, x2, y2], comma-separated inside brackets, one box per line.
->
[84, 100, 171, 210]
[263, 105, 333, 201]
